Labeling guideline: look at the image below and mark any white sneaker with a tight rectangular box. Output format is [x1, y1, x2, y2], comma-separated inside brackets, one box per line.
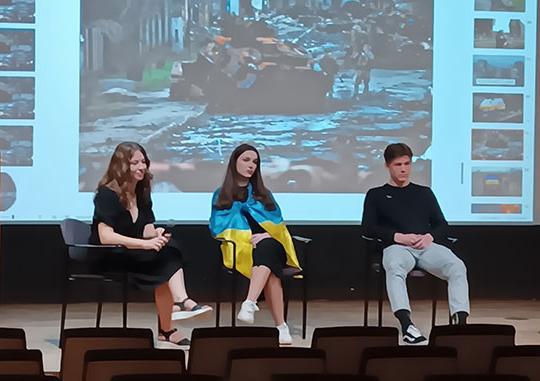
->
[277, 323, 292, 345]
[403, 325, 427, 344]
[237, 300, 259, 324]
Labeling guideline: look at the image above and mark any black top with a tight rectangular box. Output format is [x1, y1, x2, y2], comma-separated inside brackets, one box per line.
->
[238, 185, 266, 234]
[361, 183, 448, 246]
[90, 186, 155, 244]
[242, 209, 266, 234]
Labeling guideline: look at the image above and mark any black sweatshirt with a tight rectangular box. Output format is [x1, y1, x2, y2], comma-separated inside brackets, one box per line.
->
[361, 183, 448, 246]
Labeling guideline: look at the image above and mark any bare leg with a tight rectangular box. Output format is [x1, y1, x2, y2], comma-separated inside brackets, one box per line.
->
[263, 274, 285, 326]
[246, 266, 272, 301]
[155, 284, 183, 341]
[168, 269, 196, 309]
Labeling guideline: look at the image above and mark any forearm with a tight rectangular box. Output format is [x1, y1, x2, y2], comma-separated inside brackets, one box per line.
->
[99, 229, 148, 249]
[364, 223, 397, 244]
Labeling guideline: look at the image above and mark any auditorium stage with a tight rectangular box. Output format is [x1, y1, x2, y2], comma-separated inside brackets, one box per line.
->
[1, 299, 539, 372]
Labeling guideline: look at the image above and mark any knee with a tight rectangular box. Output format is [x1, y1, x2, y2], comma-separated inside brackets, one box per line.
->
[383, 248, 410, 275]
[446, 257, 467, 278]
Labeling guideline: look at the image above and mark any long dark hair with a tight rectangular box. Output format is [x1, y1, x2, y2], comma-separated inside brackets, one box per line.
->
[97, 142, 153, 208]
[216, 144, 276, 210]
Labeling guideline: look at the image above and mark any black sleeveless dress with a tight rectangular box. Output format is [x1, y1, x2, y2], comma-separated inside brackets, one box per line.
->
[241, 203, 287, 279]
[90, 186, 183, 289]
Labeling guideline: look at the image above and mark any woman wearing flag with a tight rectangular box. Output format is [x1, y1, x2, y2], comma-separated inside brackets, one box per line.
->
[209, 144, 301, 345]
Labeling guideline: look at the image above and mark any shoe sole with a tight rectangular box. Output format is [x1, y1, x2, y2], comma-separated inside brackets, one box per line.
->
[172, 306, 212, 321]
[237, 314, 254, 324]
[402, 337, 427, 345]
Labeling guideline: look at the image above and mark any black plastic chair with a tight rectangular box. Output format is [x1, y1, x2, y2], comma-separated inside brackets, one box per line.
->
[59, 218, 129, 343]
[0, 328, 26, 349]
[214, 235, 311, 339]
[311, 326, 398, 374]
[83, 348, 186, 381]
[429, 324, 516, 374]
[491, 345, 540, 381]
[0, 376, 60, 381]
[273, 375, 378, 381]
[227, 347, 326, 381]
[0, 349, 44, 376]
[60, 328, 154, 381]
[188, 327, 278, 377]
[361, 346, 458, 381]
[362, 234, 458, 327]
[111, 376, 222, 381]
[426, 376, 529, 381]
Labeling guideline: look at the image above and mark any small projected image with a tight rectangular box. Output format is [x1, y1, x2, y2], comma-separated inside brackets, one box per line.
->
[0, 171, 16, 211]
[473, 93, 523, 123]
[0, 77, 34, 119]
[473, 55, 524, 87]
[471, 203, 522, 214]
[475, 0, 525, 12]
[0, 29, 34, 71]
[474, 18, 524, 49]
[0, 125, 32, 166]
[471, 129, 523, 160]
[472, 167, 522, 196]
[0, 0, 35, 24]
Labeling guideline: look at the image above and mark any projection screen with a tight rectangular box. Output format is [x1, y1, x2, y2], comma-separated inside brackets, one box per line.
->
[0, 0, 537, 223]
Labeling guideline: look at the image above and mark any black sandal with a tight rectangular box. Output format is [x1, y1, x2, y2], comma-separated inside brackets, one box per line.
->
[158, 328, 190, 346]
[172, 298, 212, 320]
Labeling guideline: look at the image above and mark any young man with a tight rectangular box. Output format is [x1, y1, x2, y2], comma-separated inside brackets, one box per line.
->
[362, 143, 470, 344]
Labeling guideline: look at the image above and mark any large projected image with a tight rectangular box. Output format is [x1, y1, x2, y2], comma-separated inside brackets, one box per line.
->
[0, 0, 537, 222]
[80, 0, 433, 193]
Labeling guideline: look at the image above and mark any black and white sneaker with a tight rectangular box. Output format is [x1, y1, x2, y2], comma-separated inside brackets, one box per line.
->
[403, 325, 427, 344]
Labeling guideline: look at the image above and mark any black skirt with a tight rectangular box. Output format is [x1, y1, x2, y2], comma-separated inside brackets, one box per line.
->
[96, 239, 184, 289]
[252, 238, 287, 279]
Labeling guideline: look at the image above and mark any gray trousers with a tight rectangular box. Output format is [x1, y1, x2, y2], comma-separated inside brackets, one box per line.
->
[382, 243, 470, 315]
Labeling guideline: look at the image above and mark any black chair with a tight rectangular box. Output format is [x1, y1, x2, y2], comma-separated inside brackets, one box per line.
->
[0, 349, 44, 376]
[426, 376, 529, 381]
[111, 376, 222, 381]
[227, 347, 326, 381]
[214, 235, 311, 339]
[429, 324, 516, 374]
[0, 376, 60, 381]
[188, 327, 278, 377]
[83, 348, 186, 381]
[59, 328, 154, 381]
[361, 346, 458, 381]
[311, 326, 398, 374]
[273, 375, 378, 381]
[362, 235, 458, 327]
[491, 345, 540, 381]
[0, 328, 26, 349]
[59, 219, 129, 343]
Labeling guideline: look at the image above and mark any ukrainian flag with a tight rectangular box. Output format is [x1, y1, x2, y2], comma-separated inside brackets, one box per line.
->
[209, 185, 301, 278]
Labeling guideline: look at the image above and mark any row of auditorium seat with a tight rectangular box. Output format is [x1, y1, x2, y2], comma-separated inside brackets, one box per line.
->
[0, 325, 539, 381]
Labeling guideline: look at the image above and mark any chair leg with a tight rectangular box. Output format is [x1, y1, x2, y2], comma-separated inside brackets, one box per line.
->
[377, 271, 384, 327]
[431, 276, 438, 327]
[302, 276, 307, 340]
[96, 281, 104, 328]
[431, 298, 437, 327]
[231, 271, 237, 327]
[216, 300, 221, 327]
[122, 272, 128, 328]
[216, 268, 222, 328]
[364, 255, 371, 327]
[59, 277, 69, 347]
[283, 278, 289, 321]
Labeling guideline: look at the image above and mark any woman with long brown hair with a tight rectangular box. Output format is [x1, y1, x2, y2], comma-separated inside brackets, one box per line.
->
[209, 144, 301, 345]
[91, 142, 211, 345]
